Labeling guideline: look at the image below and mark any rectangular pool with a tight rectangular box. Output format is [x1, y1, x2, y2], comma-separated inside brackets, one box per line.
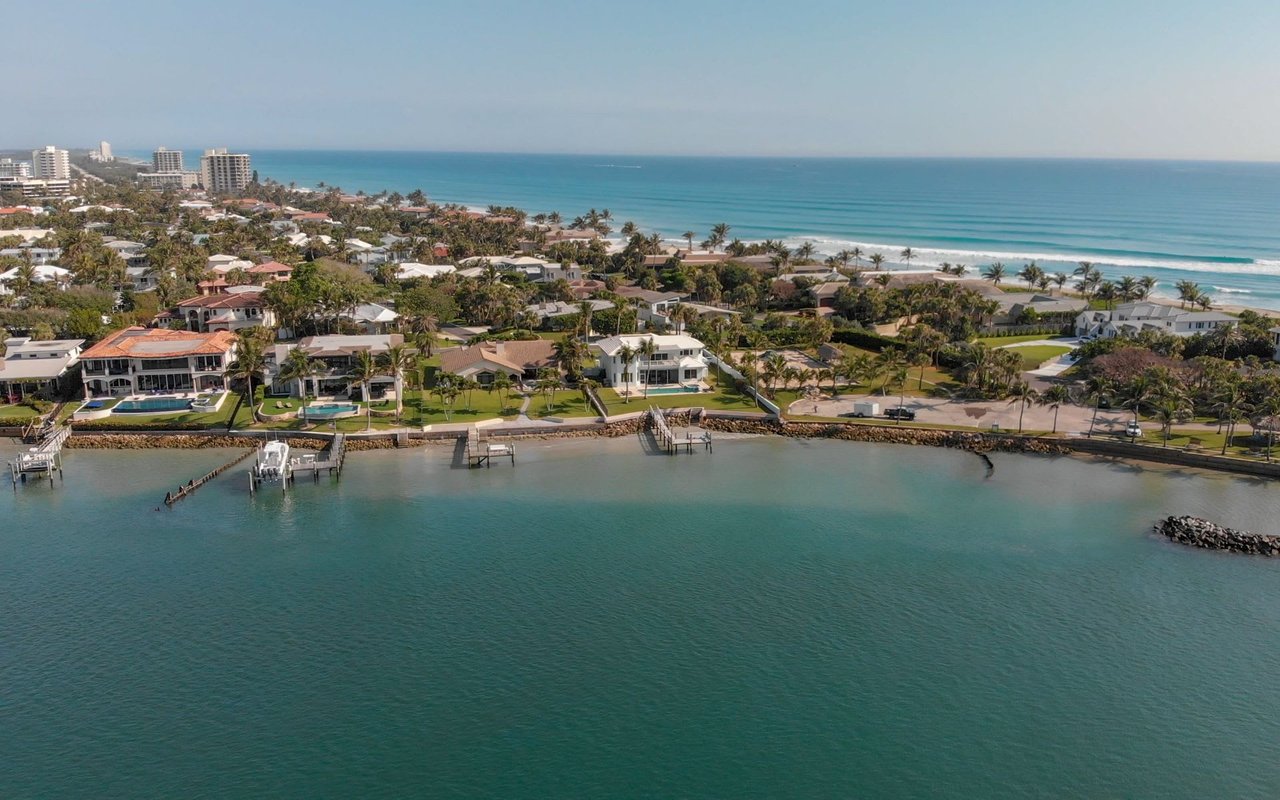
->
[114, 398, 193, 413]
[304, 403, 359, 419]
[642, 386, 701, 396]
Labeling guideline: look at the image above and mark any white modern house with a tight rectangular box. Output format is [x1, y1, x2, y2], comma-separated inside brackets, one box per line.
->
[1075, 302, 1236, 339]
[594, 334, 709, 390]
[0, 336, 84, 400]
[0, 264, 72, 295]
[80, 327, 238, 397]
[268, 334, 405, 398]
[395, 262, 456, 280]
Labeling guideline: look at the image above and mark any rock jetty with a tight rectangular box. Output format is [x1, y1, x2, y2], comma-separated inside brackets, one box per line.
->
[1156, 515, 1280, 556]
[699, 417, 1071, 456]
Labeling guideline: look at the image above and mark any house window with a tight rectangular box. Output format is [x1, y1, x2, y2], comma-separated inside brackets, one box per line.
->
[195, 355, 222, 371]
[684, 369, 697, 380]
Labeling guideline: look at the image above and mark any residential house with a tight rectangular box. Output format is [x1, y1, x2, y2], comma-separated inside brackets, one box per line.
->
[80, 327, 238, 397]
[615, 286, 689, 328]
[268, 334, 404, 398]
[0, 246, 62, 265]
[396, 262, 456, 280]
[438, 339, 558, 387]
[247, 260, 293, 283]
[344, 302, 400, 334]
[524, 299, 613, 329]
[1075, 302, 1237, 339]
[0, 336, 84, 400]
[174, 286, 275, 333]
[0, 264, 71, 295]
[594, 334, 708, 389]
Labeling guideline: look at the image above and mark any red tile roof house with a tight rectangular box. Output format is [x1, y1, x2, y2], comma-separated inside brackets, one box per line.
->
[80, 327, 238, 397]
[247, 260, 293, 283]
[174, 288, 276, 333]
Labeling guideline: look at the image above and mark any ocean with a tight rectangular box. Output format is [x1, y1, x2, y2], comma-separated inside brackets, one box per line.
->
[175, 150, 1280, 310]
[5, 438, 1280, 798]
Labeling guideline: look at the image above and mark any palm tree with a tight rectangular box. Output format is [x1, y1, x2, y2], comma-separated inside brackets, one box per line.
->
[1037, 384, 1070, 434]
[850, 247, 863, 268]
[762, 351, 787, 397]
[1151, 393, 1191, 448]
[277, 347, 323, 421]
[224, 336, 267, 426]
[1212, 383, 1252, 455]
[618, 344, 638, 399]
[683, 231, 696, 251]
[1050, 272, 1068, 295]
[796, 241, 816, 262]
[380, 344, 416, 424]
[868, 253, 885, 271]
[1007, 381, 1039, 433]
[899, 247, 914, 267]
[576, 300, 595, 344]
[710, 223, 731, 251]
[636, 337, 658, 398]
[983, 262, 1006, 286]
[492, 371, 513, 412]
[347, 350, 382, 431]
[535, 367, 560, 413]
[1084, 376, 1113, 437]
[553, 336, 585, 383]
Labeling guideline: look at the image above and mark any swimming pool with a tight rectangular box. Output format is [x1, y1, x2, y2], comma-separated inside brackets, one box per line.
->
[642, 386, 701, 395]
[303, 403, 360, 419]
[113, 398, 193, 413]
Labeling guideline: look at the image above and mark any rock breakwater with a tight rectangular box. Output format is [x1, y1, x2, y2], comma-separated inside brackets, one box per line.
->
[1156, 516, 1280, 556]
[700, 418, 1071, 456]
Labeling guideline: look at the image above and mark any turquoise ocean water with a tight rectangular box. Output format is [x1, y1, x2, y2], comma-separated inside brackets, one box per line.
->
[5, 438, 1280, 798]
[174, 151, 1280, 310]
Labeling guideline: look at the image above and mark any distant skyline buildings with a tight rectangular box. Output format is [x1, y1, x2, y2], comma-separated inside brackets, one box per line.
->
[152, 147, 183, 172]
[199, 148, 251, 193]
[31, 146, 70, 180]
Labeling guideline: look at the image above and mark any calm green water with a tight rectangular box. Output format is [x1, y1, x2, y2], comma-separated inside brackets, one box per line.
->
[4, 438, 1280, 798]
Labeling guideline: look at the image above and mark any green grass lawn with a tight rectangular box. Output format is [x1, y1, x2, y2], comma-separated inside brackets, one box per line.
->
[1136, 427, 1276, 458]
[975, 334, 1072, 347]
[0, 404, 44, 420]
[528, 390, 594, 418]
[1002, 344, 1074, 370]
[601, 368, 764, 413]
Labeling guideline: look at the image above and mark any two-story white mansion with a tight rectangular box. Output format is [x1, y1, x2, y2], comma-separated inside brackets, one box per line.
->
[1075, 302, 1237, 339]
[80, 327, 238, 397]
[594, 334, 709, 390]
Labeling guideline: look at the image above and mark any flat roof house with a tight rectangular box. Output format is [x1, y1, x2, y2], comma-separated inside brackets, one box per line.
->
[269, 334, 405, 399]
[1075, 302, 1236, 339]
[0, 336, 84, 400]
[594, 334, 708, 391]
[80, 327, 238, 397]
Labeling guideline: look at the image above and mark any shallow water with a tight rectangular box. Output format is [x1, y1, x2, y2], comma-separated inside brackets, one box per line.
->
[4, 438, 1279, 798]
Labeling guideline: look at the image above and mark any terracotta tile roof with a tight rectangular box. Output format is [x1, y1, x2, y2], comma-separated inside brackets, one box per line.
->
[81, 327, 238, 359]
[175, 292, 266, 310]
[247, 260, 293, 274]
[438, 340, 557, 375]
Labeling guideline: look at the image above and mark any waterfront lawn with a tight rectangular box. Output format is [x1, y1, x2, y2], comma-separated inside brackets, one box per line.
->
[404, 388, 518, 425]
[602, 368, 763, 413]
[0, 403, 43, 421]
[88, 395, 256, 429]
[528, 390, 594, 419]
[1006, 344, 1074, 370]
[1138, 427, 1274, 458]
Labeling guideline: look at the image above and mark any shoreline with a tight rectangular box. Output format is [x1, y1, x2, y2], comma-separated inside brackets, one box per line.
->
[41, 416, 1280, 482]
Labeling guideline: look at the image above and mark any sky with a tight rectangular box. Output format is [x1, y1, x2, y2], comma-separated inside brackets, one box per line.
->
[10, 0, 1280, 160]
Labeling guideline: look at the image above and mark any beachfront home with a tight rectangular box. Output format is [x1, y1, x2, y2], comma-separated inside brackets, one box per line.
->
[615, 286, 689, 328]
[80, 327, 238, 397]
[268, 334, 404, 399]
[594, 334, 708, 389]
[174, 286, 275, 333]
[524, 299, 613, 329]
[0, 336, 84, 400]
[438, 340, 558, 387]
[1075, 303, 1236, 339]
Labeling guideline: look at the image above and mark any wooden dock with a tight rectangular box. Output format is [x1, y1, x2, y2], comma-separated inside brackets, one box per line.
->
[647, 407, 712, 455]
[466, 426, 515, 468]
[287, 433, 347, 482]
[8, 424, 71, 487]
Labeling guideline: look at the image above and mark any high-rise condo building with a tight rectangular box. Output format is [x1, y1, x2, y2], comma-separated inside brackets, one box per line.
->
[199, 148, 251, 193]
[153, 147, 184, 172]
[31, 146, 70, 180]
[98, 141, 113, 161]
[0, 158, 32, 179]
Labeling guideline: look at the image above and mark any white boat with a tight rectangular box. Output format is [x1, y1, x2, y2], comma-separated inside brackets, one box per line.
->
[253, 440, 290, 482]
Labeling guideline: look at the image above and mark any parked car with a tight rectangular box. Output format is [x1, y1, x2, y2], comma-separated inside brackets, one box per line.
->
[1125, 421, 1142, 438]
[884, 407, 916, 421]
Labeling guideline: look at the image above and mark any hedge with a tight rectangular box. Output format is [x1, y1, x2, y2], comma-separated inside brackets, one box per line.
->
[830, 328, 897, 352]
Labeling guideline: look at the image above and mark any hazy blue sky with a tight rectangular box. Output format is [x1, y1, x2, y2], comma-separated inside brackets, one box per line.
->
[11, 0, 1279, 159]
